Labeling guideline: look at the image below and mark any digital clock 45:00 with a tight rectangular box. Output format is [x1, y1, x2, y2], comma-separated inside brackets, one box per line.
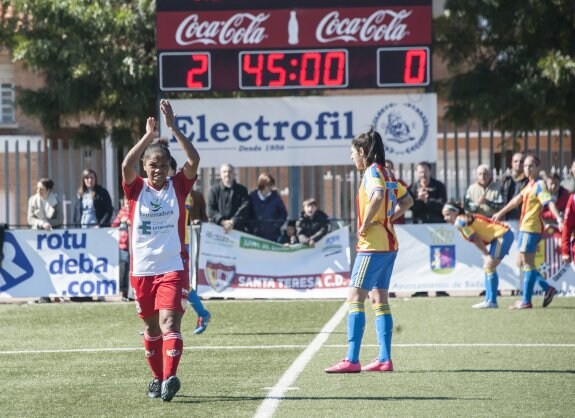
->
[239, 49, 348, 90]
[158, 47, 430, 91]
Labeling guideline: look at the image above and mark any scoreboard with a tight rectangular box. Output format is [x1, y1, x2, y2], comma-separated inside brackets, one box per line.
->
[156, 0, 432, 92]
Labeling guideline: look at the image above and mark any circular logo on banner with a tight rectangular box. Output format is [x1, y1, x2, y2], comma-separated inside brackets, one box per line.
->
[372, 103, 429, 155]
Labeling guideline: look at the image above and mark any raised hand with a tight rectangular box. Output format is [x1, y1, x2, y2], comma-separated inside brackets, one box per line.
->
[160, 99, 176, 129]
[145, 117, 156, 134]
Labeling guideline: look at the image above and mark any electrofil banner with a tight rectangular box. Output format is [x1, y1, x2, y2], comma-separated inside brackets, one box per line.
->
[0, 229, 119, 298]
[160, 94, 438, 167]
[196, 223, 351, 299]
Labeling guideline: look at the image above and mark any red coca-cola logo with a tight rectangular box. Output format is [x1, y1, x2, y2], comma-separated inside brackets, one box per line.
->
[157, 7, 430, 50]
[316, 10, 411, 43]
[175, 12, 270, 46]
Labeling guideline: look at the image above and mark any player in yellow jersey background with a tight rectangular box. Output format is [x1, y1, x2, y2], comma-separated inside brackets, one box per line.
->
[493, 155, 562, 309]
[443, 201, 514, 309]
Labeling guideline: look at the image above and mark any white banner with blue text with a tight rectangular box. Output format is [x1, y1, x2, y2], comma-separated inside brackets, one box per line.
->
[0, 228, 119, 298]
[195, 222, 575, 299]
[392, 223, 575, 294]
[161, 94, 437, 168]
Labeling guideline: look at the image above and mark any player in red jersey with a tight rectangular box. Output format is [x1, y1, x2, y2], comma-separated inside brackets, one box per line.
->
[561, 193, 575, 264]
[122, 99, 199, 401]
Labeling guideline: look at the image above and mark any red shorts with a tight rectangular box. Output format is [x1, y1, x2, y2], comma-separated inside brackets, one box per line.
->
[130, 270, 190, 319]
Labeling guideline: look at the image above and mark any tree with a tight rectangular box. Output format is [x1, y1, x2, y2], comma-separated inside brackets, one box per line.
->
[0, 0, 157, 146]
[434, 0, 575, 143]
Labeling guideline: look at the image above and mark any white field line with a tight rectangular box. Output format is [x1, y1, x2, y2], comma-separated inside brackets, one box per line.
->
[254, 303, 349, 418]
[0, 343, 574, 356]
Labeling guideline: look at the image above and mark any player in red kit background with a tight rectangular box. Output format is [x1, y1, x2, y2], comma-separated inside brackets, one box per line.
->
[122, 99, 200, 401]
[561, 193, 575, 264]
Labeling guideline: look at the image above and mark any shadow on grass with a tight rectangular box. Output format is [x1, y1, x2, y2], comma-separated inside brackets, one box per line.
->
[173, 394, 485, 404]
[401, 369, 575, 374]
[224, 331, 347, 336]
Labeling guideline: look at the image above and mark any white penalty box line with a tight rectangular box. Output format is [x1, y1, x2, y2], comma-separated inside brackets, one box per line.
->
[1, 342, 574, 355]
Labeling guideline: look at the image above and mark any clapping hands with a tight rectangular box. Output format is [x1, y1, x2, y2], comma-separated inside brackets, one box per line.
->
[160, 99, 176, 129]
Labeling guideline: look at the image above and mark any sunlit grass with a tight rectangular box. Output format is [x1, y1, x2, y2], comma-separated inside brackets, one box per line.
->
[0, 297, 573, 417]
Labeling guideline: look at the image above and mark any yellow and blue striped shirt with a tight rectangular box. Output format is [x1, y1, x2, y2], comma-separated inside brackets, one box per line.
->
[455, 214, 510, 244]
[519, 179, 551, 233]
[356, 163, 408, 252]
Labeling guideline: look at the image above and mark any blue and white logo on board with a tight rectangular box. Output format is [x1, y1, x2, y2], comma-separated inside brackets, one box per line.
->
[0, 232, 34, 291]
[430, 245, 455, 275]
[372, 102, 429, 155]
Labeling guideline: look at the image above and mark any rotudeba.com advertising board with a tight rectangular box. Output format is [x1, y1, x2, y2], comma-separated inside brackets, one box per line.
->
[0, 228, 119, 298]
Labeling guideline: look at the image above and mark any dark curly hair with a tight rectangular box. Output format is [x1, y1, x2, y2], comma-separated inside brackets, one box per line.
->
[142, 138, 171, 163]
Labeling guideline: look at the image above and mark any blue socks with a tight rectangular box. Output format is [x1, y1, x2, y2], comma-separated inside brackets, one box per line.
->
[374, 303, 393, 362]
[484, 273, 491, 302]
[485, 271, 499, 304]
[523, 269, 548, 304]
[188, 289, 208, 317]
[345, 302, 365, 363]
[345, 301, 394, 363]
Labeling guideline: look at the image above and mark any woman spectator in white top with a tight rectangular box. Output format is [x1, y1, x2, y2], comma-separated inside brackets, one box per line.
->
[27, 178, 63, 230]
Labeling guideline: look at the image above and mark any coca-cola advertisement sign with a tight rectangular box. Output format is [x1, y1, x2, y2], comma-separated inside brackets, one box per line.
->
[156, 6, 431, 50]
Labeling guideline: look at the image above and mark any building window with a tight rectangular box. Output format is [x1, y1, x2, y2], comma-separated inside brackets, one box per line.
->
[1, 83, 15, 124]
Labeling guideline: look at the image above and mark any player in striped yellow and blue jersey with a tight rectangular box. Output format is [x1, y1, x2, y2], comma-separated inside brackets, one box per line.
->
[325, 129, 413, 374]
[493, 155, 562, 309]
[442, 201, 514, 309]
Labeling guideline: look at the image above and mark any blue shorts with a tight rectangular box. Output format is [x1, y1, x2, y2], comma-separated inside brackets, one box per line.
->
[350, 252, 397, 290]
[516, 231, 541, 254]
[490, 229, 514, 260]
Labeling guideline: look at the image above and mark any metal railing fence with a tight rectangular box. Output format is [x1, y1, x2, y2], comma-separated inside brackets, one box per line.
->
[1, 125, 572, 228]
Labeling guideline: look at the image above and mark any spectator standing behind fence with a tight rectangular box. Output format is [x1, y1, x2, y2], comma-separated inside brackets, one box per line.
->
[384, 159, 408, 224]
[542, 173, 570, 227]
[501, 153, 529, 220]
[122, 100, 199, 402]
[325, 129, 413, 374]
[186, 188, 208, 225]
[442, 201, 514, 309]
[73, 168, 114, 228]
[492, 155, 561, 310]
[111, 197, 130, 300]
[207, 163, 250, 233]
[408, 161, 447, 224]
[296, 198, 330, 247]
[278, 220, 299, 246]
[464, 165, 504, 217]
[27, 178, 63, 230]
[560, 193, 575, 263]
[560, 159, 575, 193]
[28, 178, 63, 303]
[248, 173, 287, 242]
